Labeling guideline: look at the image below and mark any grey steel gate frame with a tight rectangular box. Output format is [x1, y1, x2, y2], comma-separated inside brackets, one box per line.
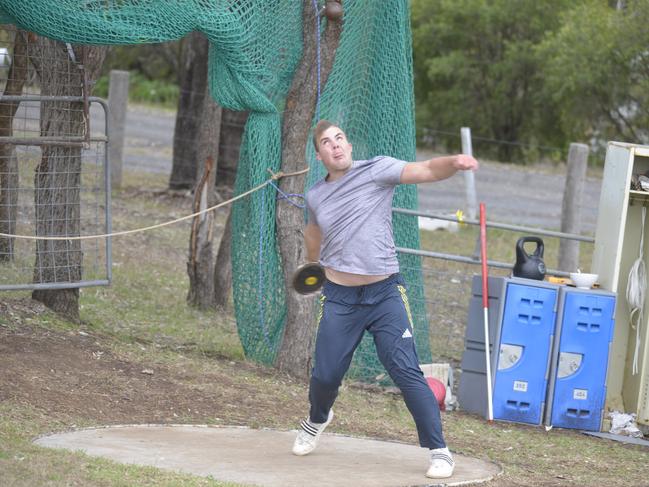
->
[0, 94, 112, 290]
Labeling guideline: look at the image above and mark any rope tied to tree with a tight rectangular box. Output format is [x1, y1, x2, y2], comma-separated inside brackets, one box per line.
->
[266, 167, 308, 209]
[0, 167, 310, 241]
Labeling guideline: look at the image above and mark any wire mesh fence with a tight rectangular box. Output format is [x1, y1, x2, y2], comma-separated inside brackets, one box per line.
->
[0, 133, 109, 290]
[0, 25, 110, 291]
[400, 209, 594, 367]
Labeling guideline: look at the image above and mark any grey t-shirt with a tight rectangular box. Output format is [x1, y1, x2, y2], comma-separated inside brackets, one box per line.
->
[306, 156, 407, 275]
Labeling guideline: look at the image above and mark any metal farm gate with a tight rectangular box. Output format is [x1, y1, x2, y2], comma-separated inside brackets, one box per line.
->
[0, 94, 111, 291]
[0, 24, 112, 292]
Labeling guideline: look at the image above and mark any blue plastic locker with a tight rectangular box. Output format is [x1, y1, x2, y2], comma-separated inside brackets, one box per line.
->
[493, 282, 558, 425]
[546, 289, 616, 431]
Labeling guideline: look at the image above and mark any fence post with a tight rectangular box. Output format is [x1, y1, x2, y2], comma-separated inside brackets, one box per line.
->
[558, 143, 589, 272]
[107, 69, 129, 190]
[460, 127, 478, 220]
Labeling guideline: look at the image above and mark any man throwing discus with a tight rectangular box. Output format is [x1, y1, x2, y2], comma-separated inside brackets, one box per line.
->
[291, 120, 478, 480]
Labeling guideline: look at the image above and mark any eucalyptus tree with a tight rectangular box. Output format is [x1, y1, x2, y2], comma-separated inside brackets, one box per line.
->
[539, 0, 649, 154]
[411, 0, 572, 162]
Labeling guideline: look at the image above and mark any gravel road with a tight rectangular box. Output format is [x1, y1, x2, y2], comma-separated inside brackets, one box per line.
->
[415, 150, 601, 233]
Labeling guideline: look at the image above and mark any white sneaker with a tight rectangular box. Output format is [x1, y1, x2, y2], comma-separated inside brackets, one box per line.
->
[292, 409, 334, 456]
[426, 447, 455, 479]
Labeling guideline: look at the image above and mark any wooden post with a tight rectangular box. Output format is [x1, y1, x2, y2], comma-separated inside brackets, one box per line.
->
[461, 127, 478, 220]
[107, 70, 129, 190]
[559, 143, 589, 272]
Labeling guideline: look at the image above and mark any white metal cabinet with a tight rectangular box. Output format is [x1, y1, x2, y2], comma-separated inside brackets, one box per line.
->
[591, 142, 649, 427]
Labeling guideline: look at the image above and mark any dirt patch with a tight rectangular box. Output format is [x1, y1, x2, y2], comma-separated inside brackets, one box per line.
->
[0, 298, 302, 428]
[3, 298, 649, 487]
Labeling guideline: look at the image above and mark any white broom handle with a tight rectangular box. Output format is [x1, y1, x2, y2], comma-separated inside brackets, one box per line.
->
[480, 203, 494, 422]
[483, 307, 494, 421]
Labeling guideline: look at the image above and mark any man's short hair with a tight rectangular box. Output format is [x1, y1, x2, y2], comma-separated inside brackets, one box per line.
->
[313, 119, 335, 152]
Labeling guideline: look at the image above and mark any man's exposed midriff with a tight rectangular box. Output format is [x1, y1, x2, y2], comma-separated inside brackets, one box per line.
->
[324, 267, 391, 286]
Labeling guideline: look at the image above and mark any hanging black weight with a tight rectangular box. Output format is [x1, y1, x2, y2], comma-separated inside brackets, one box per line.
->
[512, 236, 546, 280]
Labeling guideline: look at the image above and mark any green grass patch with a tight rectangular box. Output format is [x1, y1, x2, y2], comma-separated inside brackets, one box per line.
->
[0, 403, 246, 487]
[94, 72, 179, 110]
[81, 168, 243, 360]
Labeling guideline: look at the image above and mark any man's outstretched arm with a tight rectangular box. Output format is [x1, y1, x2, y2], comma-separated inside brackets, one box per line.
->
[400, 154, 478, 185]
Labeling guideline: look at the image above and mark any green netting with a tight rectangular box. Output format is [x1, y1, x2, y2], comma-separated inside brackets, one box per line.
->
[0, 0, 431, 382]
[302, 2, 431, 381]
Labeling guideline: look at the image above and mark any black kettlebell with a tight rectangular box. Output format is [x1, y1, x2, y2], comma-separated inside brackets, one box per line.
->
[513, 236, 546, 280]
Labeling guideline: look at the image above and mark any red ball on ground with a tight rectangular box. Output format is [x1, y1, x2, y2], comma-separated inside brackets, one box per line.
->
[426, 377, 446, 411]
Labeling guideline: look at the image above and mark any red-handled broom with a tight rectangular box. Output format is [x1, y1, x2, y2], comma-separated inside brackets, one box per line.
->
[480, 202, 494, 422]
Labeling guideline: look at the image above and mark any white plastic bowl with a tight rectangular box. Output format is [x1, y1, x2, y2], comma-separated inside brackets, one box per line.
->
[570, 272, 598, 289]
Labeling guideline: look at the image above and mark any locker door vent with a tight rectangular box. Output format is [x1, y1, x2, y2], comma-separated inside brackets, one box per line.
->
[506, 400, 531, 412]
[566, 408, 591, 418]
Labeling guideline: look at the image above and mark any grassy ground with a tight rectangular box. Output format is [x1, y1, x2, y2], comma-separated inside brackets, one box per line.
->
[1, 169, 648, 487]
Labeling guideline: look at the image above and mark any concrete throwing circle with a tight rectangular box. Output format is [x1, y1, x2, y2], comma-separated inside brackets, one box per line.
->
[35, 424, 502, 486]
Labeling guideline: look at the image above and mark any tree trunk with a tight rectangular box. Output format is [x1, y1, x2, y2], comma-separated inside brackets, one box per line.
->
[213, 108, 246, 310]
[216, 108, 247, 188]
[29, 38, 107, 320]
[213, 209, 233, 309]
[169, 32, 209, 190]
[275, 2, 343, 378]
[187, 94, 222, 308]
[0, 30, 29, 262]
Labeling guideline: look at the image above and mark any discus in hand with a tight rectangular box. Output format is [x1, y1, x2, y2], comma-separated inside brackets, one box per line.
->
[292, 263, 325, 295]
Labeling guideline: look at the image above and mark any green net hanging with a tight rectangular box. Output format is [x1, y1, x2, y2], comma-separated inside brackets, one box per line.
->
[0, 0, 431, 382]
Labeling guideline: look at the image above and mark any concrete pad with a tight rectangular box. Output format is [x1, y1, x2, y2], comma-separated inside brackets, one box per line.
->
[35, 424, 502, 486]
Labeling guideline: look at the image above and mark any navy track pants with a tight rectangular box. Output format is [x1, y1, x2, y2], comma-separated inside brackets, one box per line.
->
[308, 273, 446, 449]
